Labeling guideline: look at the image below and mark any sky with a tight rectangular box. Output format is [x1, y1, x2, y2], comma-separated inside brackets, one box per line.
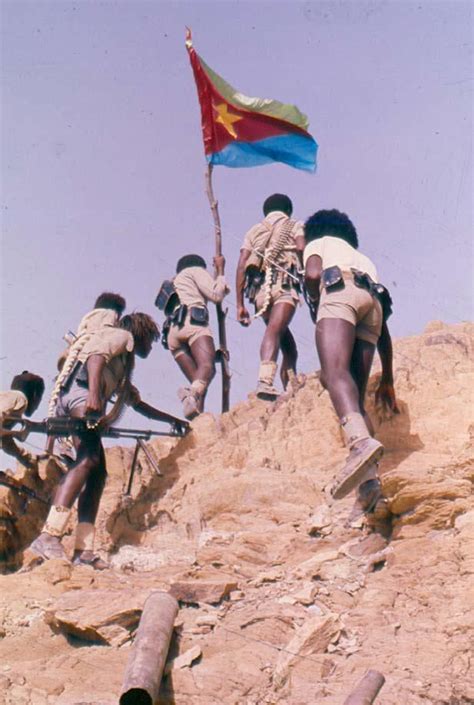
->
[1, 0, 472, 461]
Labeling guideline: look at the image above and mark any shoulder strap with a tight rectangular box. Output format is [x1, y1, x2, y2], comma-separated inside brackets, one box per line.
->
[258, 219, 278, 252]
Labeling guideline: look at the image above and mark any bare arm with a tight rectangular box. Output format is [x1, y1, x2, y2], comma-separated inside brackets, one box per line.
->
[1, 435, 37, 469]
[236, 249, 251, 326]
[194, 266, 229, 305]
[85, 354, 106, 415]
[295, 235, 305, 270]
[375, 321, 399, 413]
[304, 254, 323, 316]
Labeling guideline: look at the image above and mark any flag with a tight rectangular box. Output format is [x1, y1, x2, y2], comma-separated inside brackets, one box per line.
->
[186, 31, 318, 172]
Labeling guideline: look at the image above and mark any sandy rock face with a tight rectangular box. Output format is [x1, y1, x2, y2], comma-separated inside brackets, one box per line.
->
[0, 321, 473, 704]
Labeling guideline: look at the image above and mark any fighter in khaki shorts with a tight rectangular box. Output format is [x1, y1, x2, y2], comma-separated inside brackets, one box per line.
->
[163, 254, 229, 419]
[236, 194, 304, 399]
[303, 209, 398, 508]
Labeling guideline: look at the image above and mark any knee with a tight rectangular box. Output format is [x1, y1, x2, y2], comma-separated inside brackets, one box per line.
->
[320, 367, 344, 390]
[199, 361, 215, 382]
[76, 449, 102, 474]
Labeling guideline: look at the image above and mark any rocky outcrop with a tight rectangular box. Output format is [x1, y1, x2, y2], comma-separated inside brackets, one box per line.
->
[0, 321, 472, 704]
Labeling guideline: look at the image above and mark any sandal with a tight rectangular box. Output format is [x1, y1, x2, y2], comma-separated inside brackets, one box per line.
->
[72, 553, 109, 570]
[178, 387, 200, 420]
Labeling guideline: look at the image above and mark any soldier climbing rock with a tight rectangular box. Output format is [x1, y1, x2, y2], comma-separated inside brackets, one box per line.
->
[236, 194, 304, 399]
[157, 254, 229, 419]
[303, 209, 398, 505]
[29, 303, 159, 569]
[0, 371, 45, 469]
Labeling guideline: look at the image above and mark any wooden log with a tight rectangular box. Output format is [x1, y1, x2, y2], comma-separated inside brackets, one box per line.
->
[119, 591, 179, 705]
[343, 669, 386, 705]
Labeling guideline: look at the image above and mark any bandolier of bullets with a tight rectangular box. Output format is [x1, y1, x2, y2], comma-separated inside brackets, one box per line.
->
[254, 218, 297, 318]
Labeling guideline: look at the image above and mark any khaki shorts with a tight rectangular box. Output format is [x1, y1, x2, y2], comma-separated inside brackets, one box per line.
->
[167, 316, 214, 359]
[254, 280, 299, 312]
[317, 279, 383, 345]
[56, 381, 89, 415]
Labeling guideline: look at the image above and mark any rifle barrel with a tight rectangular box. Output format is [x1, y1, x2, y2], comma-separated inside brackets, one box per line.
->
[105, 428, 178, 439]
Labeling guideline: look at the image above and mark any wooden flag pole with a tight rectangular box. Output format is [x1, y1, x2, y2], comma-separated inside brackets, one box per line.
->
[205, 163, 231, 413]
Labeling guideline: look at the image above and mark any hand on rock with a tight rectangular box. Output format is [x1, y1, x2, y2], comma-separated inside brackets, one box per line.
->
[375, 380, 399, 415]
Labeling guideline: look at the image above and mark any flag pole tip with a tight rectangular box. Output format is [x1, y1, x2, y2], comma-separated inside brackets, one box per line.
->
[185, 27, 193, 48]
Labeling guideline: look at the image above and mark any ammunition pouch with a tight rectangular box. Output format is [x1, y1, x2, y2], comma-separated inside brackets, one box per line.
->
[244, 268, 265, 303]
[155, 280, 180, 316]
[161, 319, 171, 350]
[189, 306, 209, 326]
[351, 268, 393, 320]
[169, 305, 187, 328]
[245, 250, 265, 273]
[322, 265, 344, 291]
[281, 264, 302, 293]
[373, 283, 393, 320]
[162, 304, 189, 350]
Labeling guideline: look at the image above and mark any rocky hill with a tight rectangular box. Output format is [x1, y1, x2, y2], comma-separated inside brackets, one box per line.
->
[0, 321, 473, 705]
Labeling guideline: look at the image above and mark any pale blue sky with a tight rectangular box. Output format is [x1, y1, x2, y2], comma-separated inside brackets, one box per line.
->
[1, 0, 472, 452]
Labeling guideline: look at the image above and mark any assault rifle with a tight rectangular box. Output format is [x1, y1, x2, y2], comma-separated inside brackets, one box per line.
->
[1, 410, 189, 443]
[1, 406, 190, 498]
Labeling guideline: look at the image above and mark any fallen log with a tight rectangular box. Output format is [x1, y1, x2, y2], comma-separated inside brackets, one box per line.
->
[120, 591, 179, 705]
[343, 669, 385, 705]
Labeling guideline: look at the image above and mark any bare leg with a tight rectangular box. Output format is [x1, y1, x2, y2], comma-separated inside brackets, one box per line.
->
[279, 328, 298, 388]
[53, 408, 102, 509]
[350, 337, 376, 435]
[316, 318, 360, 418]
[31, 405, 103, 560]
[175, 348, 197, 383]
[71, 445, 107, 564]
[260, 302, 296, 362]
[77, 444, 107, 524]
[190, 336, 216, 385]
[318, 321, 384, 500]
[189, 336, 216, 412]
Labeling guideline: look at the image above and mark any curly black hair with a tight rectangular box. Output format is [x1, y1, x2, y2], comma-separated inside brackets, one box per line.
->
[263, 193, 293, 217]
[120, 313, 160, 347]
[11, 371, 45, 416]
[94, 292, 126, 315]
[176, 254, 207, 274]
[304, 209, 359, 249]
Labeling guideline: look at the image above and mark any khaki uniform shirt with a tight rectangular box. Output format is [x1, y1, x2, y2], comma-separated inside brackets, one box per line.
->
[73, 320, 134, 401]
[0, 390, 28, 422]
[241, 211, 304, 269]
[76, 308, 119, 337]
[303, 237, 379, 282]
[174, 267, 229, 308]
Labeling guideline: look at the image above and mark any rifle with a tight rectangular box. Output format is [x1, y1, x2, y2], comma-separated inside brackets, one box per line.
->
[132, 400, 189, 437]
[0, 470, 49, 505]
[2, 411, 190, 499]
[1, 413, 190, 443]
